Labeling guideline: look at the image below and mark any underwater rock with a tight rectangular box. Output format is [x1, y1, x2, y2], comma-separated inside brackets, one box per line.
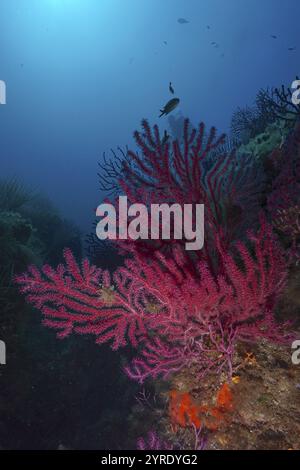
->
[239, 119, 292, 161]
[0, 211, 41, 275]
[134, 337, 300, 450]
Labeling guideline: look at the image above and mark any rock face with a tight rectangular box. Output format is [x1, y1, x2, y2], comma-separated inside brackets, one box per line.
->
[137, 337, 300, 451]
[239, 119, 292, 161]
[207, 340, 300, 450]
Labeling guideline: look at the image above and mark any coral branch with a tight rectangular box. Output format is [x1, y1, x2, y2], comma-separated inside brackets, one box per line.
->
[16, 218, 289, 382]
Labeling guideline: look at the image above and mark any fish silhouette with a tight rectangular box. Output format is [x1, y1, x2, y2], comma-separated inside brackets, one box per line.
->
[159, 98, 180, 117]
[177, 18, 189, 24]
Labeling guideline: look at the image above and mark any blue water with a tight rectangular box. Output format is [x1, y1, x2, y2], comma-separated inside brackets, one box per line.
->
[0, 0, 299, 231]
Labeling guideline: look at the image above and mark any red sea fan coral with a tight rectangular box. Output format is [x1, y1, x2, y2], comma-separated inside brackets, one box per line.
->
[15, 250, 147, 350]
[15, 118, 293, 384]
[15, 218, 289, 383]
[125, 219, 289, 382]
[114, 119, 265, 275]
[122, 119, 227, 207]
[119, 121, 230, 248]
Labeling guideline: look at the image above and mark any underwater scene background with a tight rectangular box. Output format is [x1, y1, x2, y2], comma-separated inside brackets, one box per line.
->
[0, 0, 300, 451]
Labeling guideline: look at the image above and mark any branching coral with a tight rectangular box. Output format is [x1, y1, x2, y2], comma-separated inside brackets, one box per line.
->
[15, 118, 293, 389]
[97, 146, 130, 197]
[230, 82, 297, 146]
[114, 119, 264, 274]
[91, 119, 265, 275]
[256, 82, 300, 123]
[137, 431, 173, 450]
[136, 428, 206, 451]
[15, 216, 289, 383]
[268, 122, 300, 262]
[124, 219, 289, 382]
[231, 106, 268, 144]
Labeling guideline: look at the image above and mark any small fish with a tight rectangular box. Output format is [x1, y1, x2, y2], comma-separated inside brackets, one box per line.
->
[163, 41, 168, 45]
[288, 47, 296, 51]
[169, 82, 175, 94]
[159, 97, 180, 117]
[206, 25, 211, 29]
[177, 18, 189, 24]
[211, 41, 217, 45]
[271, 35, 277, 39]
